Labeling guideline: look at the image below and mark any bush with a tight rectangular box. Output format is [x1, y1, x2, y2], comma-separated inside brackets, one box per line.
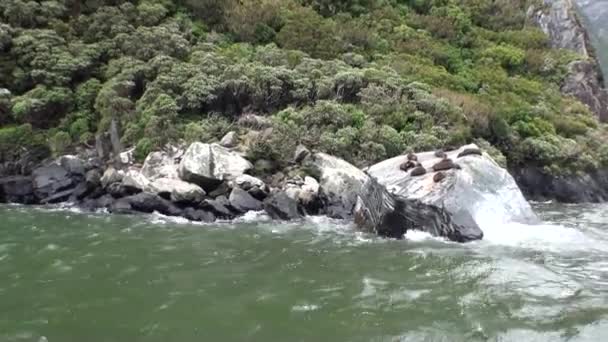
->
[134, 137, 154, 162]
[49, 131, 72, 155]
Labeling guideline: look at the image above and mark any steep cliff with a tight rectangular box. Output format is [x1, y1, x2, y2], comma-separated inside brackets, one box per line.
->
[529, 0, 608, 121]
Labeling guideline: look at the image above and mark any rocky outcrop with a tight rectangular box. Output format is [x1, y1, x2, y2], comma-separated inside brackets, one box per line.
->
[141, 149, 181, 180]
[179, 143, 253, 190]
[511, 166, 608, 203]
[305, 153, 369, 219]
[366, 144, 538, 232]
[0, 176, 35, 204]
[229, 187, 263, 213]
[263, 192, 302, 220]
[529, 0, 608, 121]
[354, 177, 483, 242]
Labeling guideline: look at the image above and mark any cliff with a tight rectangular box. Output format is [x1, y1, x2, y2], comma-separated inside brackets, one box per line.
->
[529, 0, 608, 121]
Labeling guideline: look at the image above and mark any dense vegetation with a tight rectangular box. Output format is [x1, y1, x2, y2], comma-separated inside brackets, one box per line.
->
[1, 0, 607, 175]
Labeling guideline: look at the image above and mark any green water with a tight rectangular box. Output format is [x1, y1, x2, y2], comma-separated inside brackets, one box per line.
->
[1, 204, 608, 342]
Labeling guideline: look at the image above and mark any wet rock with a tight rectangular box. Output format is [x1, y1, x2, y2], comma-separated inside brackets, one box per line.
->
[263, 192, 302, 220]
[32, 164, 75, 200]
[219, 131, 238, 148]
[200, 196, 235, 219]
[304, 153, 369, 219]
[121, 192, 182, 216]
[0, 176, 35, 204]
[183, 208, 216, 222]
[229, 187, 263, 213]
[149, 177, 206, 204]
[366, 144, 538, 232]
[179, 143, 253, 190]
[354, 177, 483, 242]
[40, 188, 76, 204]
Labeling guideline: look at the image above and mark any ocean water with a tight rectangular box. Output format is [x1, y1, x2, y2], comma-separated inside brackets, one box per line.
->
[0, 202, 607, 341]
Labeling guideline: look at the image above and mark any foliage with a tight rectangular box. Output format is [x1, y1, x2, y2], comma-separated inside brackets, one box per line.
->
[0, 0, 606, 177]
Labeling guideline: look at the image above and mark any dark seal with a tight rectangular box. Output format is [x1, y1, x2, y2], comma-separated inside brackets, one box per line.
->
[400, 160, 418, 171]
[432, 158, 457, 172]
[434, 150, 447, 159]
[433, 172, 446, 183]
[407, 152, 418, 161]
[457, 148, 482, 158]
[410, 166, 427, 177]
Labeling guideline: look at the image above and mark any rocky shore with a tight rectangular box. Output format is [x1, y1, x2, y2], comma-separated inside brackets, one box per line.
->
[0, 134, 540, 243]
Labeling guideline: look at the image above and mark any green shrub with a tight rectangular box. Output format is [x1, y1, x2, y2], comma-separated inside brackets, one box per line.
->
[134, 137, 154, 162]
[49, 131, 72, 155]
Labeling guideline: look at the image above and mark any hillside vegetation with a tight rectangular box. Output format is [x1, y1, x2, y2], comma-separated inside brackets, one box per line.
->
[1, 0, 607, 175]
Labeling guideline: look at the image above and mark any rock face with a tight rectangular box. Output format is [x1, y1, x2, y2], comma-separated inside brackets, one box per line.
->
[305, 153, 369, 219]
[179, 143, 253, 190]
[0, 176, 35, 204]
[354, 177, 483, 242]
[141, 150, 181, 180]
[529, 0, 608, 121]
[366, 144, 538, 232]
[32, 164, 76, 201]
[229, 187, 263, 213]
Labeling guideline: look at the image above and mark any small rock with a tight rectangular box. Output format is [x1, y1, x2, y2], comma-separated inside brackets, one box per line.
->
[263, 192, 302, 220]
[410, 166, 427, 177]
[457, 148, 483, 158]
[219, 131, 238, 148]
[229, 187, 263, 213]
[201, 196, 235, 219]
[432, 159, 456, 172]
[433, 172, 446, 183]
[294, 145, 311, 163]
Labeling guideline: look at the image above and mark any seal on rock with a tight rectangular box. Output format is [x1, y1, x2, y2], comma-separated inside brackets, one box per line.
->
[434, 150, 447, 159]
[457, 148, 482, 158]
[406, 152, 418, 161]
[432, 158, 457, 172]
[400, 160, 418, 172]
[433, 172, 446, 183]
[410, 166, 427, 177]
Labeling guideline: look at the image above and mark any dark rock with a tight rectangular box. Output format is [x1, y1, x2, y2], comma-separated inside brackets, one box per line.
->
[263, 192, 302, 220]
[511, 166, 608, 203]
[109, 198, 134, 215]
[354, 177, 483, 242]
[207, 182, 231, 198]
[58, 156, 85, 176]
[294, 145, 311, 163]
[70, 182, 90, 201]
[433, 172, 446, 183]
[406, 152, 418, 161]
[434, 150, 447, 158]
[410, 166, 427, 177]
[432, 159, 456, 172]
[0, 176, 36, 204]
[32, 164, 75, 201]
[457, 148, 482, 158]
[229, 187, 263, 213]
[122, 192, 182, 216]
[107, 182, 138, 198]
[400, 160, 417, 172]
[82, 194, 115, 212]
[248, 186, 268, 200]
[200, 196, 235, 219]
[85, 169, 102, 188]
[40, 188, 76, 204]
[183, 207, 216, 222]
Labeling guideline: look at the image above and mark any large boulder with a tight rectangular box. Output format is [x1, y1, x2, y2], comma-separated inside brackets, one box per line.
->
[263, 192, 302, 220]
[101, 167, 124, 188]
[305, 153, 369, 219]
[149, 177, 206, 204]
[121, 169, 150, 193]
[179, 143, 253, 190]
[58, 155, 85, 176]
[32, 164, 76, 201]
[0, 176, 35, 204]
[141, 148, 182, 180]
[365, 144, 538, 232]
[229, 187, 263, 213]
[355, 177, 483, 242]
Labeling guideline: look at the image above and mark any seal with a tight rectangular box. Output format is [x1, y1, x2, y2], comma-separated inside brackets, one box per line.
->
[434, 150, 447, 159]
[432, 158, 456, 172]
[433, 172, 446, 183]
[410, 165, 427, 177]
[400, 160, 418, 171]
[457, 148, 482, 158]
[406, 152, 418, 161]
